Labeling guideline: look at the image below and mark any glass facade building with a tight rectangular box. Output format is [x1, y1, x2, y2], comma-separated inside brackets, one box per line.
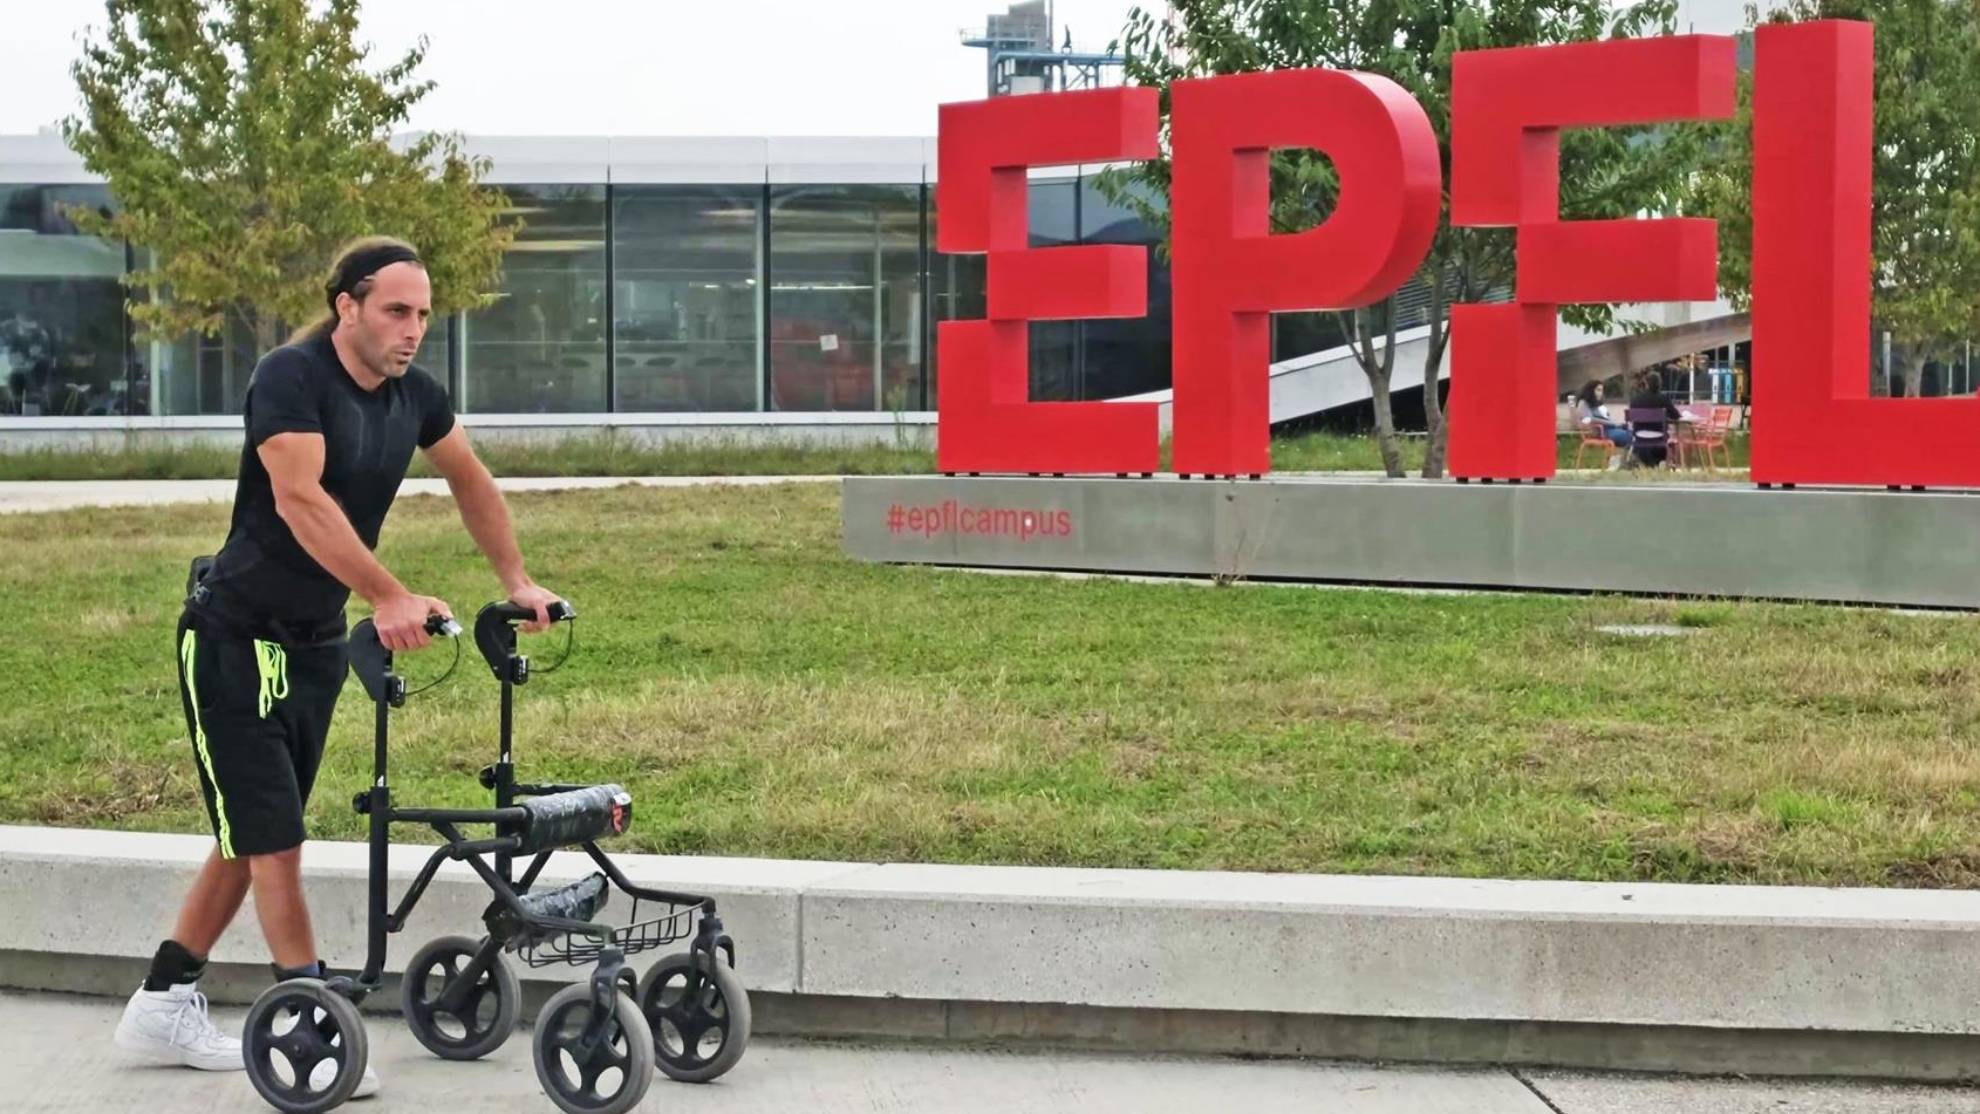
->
[5, 135, 1901, 431]
[0, 182, 131, 416]
[0, 135, 1184, 421]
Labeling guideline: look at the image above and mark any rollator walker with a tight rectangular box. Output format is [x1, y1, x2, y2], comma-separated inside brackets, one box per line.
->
[240, 601, 750, 1114]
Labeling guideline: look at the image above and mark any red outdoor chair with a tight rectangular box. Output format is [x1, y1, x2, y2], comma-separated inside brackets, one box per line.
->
[1574, 421, 1620, 469]
[1676, 404, 1737, 473]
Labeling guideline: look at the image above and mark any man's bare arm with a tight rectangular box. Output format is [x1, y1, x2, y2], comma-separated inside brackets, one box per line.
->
[422, 426, 561, 631]
[422, 427, 526, 591]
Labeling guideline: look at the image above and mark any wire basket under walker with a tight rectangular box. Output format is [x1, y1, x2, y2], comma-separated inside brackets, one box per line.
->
[487, 871, 705, 969]
[514, 891, 702, 969]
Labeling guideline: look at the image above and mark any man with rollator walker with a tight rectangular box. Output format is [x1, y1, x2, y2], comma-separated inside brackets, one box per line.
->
[114, 236, 747, 1114]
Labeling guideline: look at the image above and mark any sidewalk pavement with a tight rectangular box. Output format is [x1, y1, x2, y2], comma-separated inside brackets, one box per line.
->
[0, 468, 1748, 516]
[0, 475, 843, 514]
[10, 990, 1975, 1113]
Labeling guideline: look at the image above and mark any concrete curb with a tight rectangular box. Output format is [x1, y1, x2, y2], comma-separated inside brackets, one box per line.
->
[7, 825, 1980, 1078]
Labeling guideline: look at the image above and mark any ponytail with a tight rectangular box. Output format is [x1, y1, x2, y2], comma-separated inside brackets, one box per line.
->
[286, 312, 335, 345]
[286, 234, 425, 346]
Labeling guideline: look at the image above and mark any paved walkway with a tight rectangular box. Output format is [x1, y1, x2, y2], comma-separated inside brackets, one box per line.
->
[0, 467, 1770, 517]
[0, 470, 1754, 516]
[11, 991, 1974, 1113]
[0, 475, 842, 514]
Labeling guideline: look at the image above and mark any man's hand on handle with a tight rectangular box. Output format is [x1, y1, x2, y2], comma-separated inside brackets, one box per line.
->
[374, 592, 454, 652]
[507, 582, 565, 634]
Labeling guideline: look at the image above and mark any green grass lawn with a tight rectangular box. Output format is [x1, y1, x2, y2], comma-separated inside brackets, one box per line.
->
[7, 478, 1950, 887]
[0, 428, 1751, 480]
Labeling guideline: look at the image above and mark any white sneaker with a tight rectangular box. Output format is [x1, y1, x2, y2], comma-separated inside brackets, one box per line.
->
[113, 982, 243, 1071]
[307, 1054, 380, 1099]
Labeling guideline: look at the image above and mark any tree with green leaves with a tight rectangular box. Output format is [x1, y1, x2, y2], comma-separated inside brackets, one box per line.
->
[62, 0, 517, 356]
[1103, 0, 1704, 476]
[1691, 0, 1980, 397]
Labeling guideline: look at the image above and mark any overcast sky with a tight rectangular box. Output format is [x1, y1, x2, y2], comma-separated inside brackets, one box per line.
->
[0, 0, 1757, 138]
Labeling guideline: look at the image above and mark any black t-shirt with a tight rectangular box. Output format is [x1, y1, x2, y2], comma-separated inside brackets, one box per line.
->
[1628, 390, 1683, 425]
[199, 331, 455, 632]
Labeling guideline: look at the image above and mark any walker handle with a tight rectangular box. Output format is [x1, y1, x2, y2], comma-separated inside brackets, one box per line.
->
[474, 599, 575, 681]
[348, 614, 458, 704]
[487, 600, 575, 626]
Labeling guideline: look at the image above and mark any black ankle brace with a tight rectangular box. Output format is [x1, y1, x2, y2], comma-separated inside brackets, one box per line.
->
[143, 939, 207, 992]
[271, 959, 327, 983]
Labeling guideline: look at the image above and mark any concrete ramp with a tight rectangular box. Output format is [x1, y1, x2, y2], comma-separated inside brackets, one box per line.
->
[1118, 300, 1750, 430]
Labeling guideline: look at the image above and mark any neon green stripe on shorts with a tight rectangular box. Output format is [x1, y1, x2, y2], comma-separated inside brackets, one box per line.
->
[180, 627, 235, 859]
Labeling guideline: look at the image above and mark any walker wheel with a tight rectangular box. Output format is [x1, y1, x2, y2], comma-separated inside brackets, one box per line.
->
[402, 934, 521, 1060]
[531, 983, 654, 1114]
[637, 950, 751, 1082]
[242, 977, 369, 1114]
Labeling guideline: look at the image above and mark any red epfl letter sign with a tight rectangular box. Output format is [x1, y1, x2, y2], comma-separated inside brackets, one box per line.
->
[935, 88, 1164, 474]
[936, 21, 1938, 493]
[1748, 21, 1976, 487]
[1446, 35, 1735, 481]
[1170, 70, 1440, 476]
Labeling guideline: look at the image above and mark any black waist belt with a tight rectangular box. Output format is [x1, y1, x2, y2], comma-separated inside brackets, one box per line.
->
[185, 556, 346, 647]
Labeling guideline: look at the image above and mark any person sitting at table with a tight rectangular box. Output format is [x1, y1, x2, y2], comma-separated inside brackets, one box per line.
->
[1627, 366, 1686, 467]
[1575, 380, 1633, 468]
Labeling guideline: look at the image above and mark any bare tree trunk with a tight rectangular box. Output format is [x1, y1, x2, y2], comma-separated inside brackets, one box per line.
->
[1370, 368, 1401, 476]
[1419, 272, 1451, 479]
[1349, 299, 1405, 478]
[1898, 342, 1924, 398]
[235, 304, 282, 356]
[1338, 306, 1404, 477]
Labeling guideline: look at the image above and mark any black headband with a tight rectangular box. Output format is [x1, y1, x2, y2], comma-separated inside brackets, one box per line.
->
[326, 244, 422, 313]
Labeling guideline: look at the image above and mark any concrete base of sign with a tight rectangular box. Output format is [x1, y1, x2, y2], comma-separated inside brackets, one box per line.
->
[841, 474, 1980, 609]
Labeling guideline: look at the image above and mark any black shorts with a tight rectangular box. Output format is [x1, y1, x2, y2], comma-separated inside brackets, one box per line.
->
[175, 607, 348, 858]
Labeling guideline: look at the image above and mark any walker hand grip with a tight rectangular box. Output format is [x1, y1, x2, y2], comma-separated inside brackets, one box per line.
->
[488, 600, 575, 625]
[348, 619, 395, 705]
[474, 599, 574, 682]
[350, 616, 456, 705]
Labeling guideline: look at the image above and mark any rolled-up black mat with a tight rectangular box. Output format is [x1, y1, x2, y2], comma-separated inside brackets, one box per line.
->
[508, 784, 632, 854]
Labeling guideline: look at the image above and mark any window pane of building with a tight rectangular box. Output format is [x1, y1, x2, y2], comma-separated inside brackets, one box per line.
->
[461, 184, 607, 413]
[926, 194, 982, 412]
[149, 312, 257, 417]
[1273, 313, 1348, 366]
[613, 185, 761, 411]
[768, 184, 922, 412]
[0, 184, 133, 415]
[1027, 179, 1079, 402]
[1076, 174, 1169, 401]
[414, 312, 454, 398]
